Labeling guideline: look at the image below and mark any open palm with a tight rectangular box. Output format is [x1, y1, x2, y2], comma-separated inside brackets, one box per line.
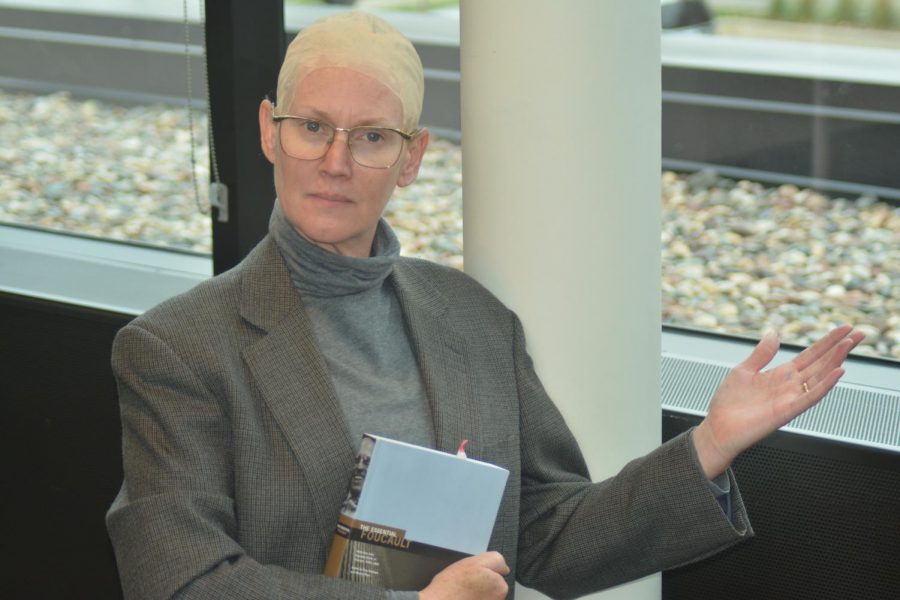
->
[693, 325, 865, 479]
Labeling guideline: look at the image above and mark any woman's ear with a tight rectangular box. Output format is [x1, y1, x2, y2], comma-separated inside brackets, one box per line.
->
[397, 128, 430, 188]
[259, 99, 277, 164]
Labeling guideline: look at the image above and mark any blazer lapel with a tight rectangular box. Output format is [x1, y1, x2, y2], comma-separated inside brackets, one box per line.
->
[235, 242, 485, 550]
[392, 262, 485, 459]
[239, 238, 356, 550]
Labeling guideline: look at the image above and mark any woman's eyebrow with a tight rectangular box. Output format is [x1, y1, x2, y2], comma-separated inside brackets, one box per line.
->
[291, 106, 396, 128]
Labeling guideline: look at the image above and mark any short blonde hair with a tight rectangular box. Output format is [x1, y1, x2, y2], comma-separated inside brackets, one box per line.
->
[277, 11, 424, 131]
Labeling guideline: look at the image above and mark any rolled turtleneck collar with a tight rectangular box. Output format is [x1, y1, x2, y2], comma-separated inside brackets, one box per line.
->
[269, 201, 400, 298]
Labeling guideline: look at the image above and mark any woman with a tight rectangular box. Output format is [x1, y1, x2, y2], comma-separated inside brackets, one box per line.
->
[107, 11, 863, 600]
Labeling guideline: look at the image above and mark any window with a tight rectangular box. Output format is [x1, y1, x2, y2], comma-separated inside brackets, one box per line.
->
[4, 0, 895, 364]
[661, 0, 900, 362]
[0, 1, 213, 254]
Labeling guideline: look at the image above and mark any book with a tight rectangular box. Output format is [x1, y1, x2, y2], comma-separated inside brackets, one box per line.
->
[324, 434, 510, 591]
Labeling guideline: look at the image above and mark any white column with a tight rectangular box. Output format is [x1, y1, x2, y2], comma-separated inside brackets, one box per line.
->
[460, 2, 661, 599]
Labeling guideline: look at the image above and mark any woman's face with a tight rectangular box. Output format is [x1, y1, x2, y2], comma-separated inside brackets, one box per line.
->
[259, 67, 428, 257]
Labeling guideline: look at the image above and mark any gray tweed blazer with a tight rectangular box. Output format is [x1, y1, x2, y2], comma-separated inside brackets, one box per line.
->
[107, 235, 752, 600]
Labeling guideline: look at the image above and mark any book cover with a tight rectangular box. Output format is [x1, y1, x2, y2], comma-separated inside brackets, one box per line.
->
[324, 434, 510, 591]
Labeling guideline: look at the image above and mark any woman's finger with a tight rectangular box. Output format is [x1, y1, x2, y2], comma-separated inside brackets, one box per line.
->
[794, 367, 845, 415]
[792, 324, 854, 371]
[738, 330, 780, 372]
[797, 334, 863, 389]
[771, 367, 844, 428]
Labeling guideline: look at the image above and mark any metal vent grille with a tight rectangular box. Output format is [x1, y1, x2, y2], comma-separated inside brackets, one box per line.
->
[661, 355, 900, 451]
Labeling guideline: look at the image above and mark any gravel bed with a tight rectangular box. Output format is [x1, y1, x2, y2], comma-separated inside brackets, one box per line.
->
[663, 171, 898, 359]
[0, 90, 212, 251]
[1, 90, 897, 360]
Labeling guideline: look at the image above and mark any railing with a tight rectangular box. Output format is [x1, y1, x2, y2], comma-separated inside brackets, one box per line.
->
[2, 4, 899, 201]
[662, 32, 900, 203]
[0, 4, 461, 136]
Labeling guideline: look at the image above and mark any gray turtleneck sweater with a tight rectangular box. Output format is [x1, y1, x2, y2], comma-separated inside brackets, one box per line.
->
[270, 205, 432, 599]
[270, 203, 435, 451]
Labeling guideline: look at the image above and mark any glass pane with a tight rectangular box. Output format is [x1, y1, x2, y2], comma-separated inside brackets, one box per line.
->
[662, 0, 900, 362]
[0, 1, 212, 253]
[387, 136, 462, 270]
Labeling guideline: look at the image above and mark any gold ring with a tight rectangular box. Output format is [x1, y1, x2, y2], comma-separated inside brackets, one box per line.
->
[802, 382, 809, 393]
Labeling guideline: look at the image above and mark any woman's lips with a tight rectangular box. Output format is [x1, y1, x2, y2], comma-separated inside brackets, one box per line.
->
[309, 192, 352, 204]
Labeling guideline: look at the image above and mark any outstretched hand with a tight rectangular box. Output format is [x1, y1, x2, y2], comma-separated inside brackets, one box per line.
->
[692, 325, 865, 479]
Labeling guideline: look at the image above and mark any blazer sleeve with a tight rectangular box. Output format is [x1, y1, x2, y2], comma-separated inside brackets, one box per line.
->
[106, 323, 390, 600]
[509, 315, 753, 599]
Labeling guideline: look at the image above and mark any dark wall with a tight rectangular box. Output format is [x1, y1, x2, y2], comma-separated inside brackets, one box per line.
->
[2, 292, 130, 599]
[4, 293, 899, 599]
[663, 411, 900, 600]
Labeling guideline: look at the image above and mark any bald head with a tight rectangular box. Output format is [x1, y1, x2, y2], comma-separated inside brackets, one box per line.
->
[277, 11, 425, 131]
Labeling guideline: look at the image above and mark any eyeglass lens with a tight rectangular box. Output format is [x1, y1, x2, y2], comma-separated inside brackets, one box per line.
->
[280, 119, 404, 168]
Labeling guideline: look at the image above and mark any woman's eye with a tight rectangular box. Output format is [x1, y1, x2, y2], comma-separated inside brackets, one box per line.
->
[364, 130, 384, 143]
[304, 121, 321, 133]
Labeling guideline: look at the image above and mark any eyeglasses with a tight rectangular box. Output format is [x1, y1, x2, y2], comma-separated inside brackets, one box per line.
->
[272, 113, 417, 169]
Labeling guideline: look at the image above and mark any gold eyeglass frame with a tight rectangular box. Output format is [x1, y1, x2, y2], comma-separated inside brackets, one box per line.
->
[271, 112, 419, 169]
